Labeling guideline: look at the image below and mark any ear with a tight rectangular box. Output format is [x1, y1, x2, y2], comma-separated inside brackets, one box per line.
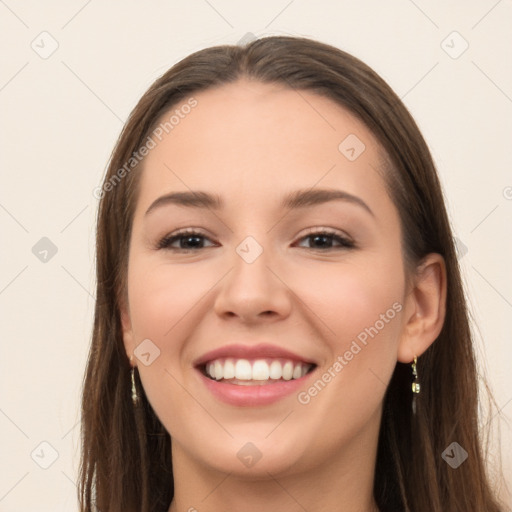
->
[119, 291, 135, 361]
[397, 253, 447, 363]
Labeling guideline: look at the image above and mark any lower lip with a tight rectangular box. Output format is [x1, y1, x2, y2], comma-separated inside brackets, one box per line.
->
[198, 369, 315, 407]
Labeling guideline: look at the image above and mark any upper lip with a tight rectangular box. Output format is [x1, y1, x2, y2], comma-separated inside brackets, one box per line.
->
[193, 343, 317, 367]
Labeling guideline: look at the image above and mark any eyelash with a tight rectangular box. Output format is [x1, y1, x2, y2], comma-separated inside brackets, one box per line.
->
[156, 228, 355, 252]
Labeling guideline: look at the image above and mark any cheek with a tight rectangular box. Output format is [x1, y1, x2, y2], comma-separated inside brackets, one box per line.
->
[289, 257, 404, 416]
[126, 261, 208, 434]
[289, 255, 405, 345]
[127, 259, 207, 342]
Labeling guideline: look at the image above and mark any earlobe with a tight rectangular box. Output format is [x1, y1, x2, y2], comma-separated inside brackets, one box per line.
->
[397, 253, 447, 363]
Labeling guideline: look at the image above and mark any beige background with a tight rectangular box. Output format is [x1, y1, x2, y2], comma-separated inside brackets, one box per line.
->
[1, 1, 511, 510]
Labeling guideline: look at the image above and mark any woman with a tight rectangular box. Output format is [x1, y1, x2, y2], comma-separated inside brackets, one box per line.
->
[79, 35, 507, 511]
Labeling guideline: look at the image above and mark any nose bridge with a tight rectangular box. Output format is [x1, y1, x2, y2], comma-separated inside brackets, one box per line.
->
[235, 234, 266, 266]
[213, 233, 290, 320]
[230, 233, 275, 297]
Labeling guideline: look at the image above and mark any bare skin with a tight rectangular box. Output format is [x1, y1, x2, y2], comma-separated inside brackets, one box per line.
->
[120, 79, 446, 512]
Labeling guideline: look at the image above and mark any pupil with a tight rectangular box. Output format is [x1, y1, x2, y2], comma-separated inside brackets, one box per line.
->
[313, 235, 330, 247]
[182, 236, 202, 248]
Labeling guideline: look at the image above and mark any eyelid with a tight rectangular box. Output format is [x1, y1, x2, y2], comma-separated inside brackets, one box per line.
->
[155, 228, 216, 250]
[296, 226, 353, 241]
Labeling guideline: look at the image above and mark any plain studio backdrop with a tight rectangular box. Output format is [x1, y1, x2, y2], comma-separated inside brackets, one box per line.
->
[0, 1, 511, 510]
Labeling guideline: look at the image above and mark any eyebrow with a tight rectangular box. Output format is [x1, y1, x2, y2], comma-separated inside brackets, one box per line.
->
[144, 188, 374, 217]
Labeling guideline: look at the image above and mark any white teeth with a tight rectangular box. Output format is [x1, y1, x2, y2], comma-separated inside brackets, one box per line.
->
[282, 361, 293, 380]
[269, 360, 282, 380]
[235, 359, 252, 380]
[252, 360, 270, 380]
[223, 358, 235, 379]
[204, 358, 313, 382]
[214, 360, 223, 380]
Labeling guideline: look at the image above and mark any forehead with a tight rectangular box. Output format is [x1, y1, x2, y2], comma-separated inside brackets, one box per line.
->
[135, 79, 390, 215]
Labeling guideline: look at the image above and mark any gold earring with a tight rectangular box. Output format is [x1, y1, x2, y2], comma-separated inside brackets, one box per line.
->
[130, 355, 139, 405]
[411, 355, 420, 415]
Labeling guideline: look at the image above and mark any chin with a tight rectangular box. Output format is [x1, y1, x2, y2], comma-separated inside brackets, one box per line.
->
[188, 431, 311, 477]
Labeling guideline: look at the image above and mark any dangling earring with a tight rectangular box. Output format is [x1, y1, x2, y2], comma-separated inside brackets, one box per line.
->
[411, 355, 420, 415]
[130, 355, 139, 405]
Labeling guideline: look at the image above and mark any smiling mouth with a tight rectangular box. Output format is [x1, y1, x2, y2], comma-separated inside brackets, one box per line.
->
[199, 357, 316, 385]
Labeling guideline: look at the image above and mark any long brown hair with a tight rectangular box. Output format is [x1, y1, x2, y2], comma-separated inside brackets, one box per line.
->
[79, 35, 507, 511]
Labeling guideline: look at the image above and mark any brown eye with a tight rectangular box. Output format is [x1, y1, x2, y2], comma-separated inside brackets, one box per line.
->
[157, 230, 216, 251]
[296, 230, 355, 250]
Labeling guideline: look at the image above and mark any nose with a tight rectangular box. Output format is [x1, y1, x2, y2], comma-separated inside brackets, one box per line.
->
[213, 242, 292, 324]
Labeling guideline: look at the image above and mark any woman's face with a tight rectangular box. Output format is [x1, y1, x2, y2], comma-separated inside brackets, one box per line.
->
[121, 79, 411, 477]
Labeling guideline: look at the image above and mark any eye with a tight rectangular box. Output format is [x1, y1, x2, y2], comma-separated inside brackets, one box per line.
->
[156, 229, 216, 251]
[295, 229, 355, 250]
